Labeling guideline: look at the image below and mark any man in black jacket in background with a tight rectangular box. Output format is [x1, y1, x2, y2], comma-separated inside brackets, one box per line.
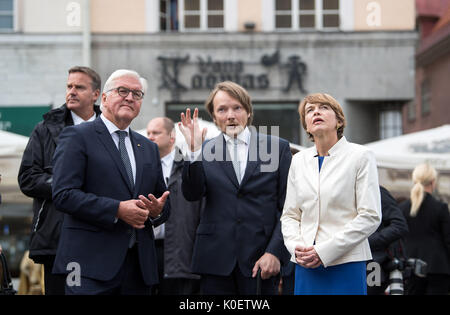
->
[18, 66, 102, 295]
[147, 117, 204, 295]
[367, 186, 409, 295]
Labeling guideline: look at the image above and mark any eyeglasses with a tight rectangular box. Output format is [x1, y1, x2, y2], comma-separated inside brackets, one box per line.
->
[107, 86, 144, 100]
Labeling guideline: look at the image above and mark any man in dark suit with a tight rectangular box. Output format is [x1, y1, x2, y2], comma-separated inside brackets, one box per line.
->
[367, 186, 408, 295]
[51, 69, 170, 295]
[18, 66, 102, 295]
[178, 81, 292, 295]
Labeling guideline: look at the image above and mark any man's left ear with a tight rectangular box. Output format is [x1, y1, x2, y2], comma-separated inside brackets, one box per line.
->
[101, 92, 107, 103]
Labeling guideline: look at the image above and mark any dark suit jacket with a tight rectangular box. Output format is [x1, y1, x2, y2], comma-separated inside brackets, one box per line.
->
[51, 117, 169, 286]
[163, 148, 204, 279]
[182, 130, 292, 277]
[400, 193, 450, 275]
[369, 186, 409, 263]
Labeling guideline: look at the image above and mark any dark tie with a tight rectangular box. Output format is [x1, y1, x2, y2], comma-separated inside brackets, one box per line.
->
[116, 130, 136, 248]
[165, 177, 169, 188]
[116, 130, 134, 189]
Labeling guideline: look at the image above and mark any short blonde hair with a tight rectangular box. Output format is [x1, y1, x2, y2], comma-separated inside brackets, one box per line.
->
[298, 93, 346, 142]
[409, 163, 437, 217]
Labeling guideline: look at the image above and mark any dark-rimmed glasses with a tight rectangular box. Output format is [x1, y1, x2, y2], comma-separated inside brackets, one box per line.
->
[107, 86, 144, 100]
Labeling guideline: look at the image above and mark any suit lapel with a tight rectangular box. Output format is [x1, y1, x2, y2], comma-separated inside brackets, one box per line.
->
[94, 118, 133, 195]
[167, 148, 184, 188]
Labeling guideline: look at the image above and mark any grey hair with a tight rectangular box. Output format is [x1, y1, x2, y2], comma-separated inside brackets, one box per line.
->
[101, 69, 148, 108]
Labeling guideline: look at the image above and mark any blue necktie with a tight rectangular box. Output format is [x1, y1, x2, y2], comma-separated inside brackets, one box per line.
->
[116, 130, 136, 248]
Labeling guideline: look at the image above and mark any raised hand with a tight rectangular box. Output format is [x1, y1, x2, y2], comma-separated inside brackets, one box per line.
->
[178, 108, 207, 152]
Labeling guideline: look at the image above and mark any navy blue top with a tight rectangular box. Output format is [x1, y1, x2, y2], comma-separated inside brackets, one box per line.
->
[318, 156, 325, 172]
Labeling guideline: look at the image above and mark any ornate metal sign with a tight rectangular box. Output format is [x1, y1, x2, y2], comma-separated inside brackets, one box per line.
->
[157, 51, 307, 100]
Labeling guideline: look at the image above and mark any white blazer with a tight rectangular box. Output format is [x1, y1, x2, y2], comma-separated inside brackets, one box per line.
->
[280, 136, 381, 267]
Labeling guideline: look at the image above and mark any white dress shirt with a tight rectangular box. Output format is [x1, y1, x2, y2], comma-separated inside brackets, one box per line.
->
[100, 114, 136, 184]
[223, 127, 250, 183]
[161, 149, 175, 186]
[189, 127, 251, 183]
[71, 111, 96, 126]
[153, 149, 176, 240]
[280, 136, 382, 268]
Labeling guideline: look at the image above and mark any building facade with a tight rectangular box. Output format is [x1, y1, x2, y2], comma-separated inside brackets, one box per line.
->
[1, 0, 417, 145]
[0, 0, 419, 276]
[403, 0, 450, 134]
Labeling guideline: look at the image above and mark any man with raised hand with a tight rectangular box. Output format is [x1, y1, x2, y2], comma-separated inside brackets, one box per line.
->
[179, 81, 292, 295]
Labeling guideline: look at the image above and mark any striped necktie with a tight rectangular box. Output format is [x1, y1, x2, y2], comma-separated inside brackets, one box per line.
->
[116, 130, 136, 248]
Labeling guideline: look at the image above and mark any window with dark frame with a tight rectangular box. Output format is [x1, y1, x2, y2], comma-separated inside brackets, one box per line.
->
[0, 0, 14, 31]
[184, 0, 201, 29]
[299, 0, 315, 29]
[379, 103, 403, 140]
[182, 0, 224, 31]
[274, 0, 340, 30]
[275, 0, 292, 29]
[322, 0, 339, 28]
[160, 0, 179, 31]
[207, 0, 224, 29]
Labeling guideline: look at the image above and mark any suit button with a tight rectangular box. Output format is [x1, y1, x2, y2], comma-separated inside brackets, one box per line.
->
[237, 219, 241, 224]
[237, 192, 243, 198]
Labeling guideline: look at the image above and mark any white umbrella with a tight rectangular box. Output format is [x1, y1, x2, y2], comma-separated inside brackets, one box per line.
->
[0, 130, 30, 203]
[365, 125, 450, 203]
[0, 130, 29, 157]
[365, 124, 450, 171]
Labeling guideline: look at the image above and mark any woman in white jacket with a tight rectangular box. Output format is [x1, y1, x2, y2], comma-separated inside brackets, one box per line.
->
[280, 93, 381, 295]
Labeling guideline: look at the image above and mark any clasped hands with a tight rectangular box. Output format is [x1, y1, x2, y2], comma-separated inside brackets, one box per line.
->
[295, 245, 322, 269]
[117, 192, 170, 229]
